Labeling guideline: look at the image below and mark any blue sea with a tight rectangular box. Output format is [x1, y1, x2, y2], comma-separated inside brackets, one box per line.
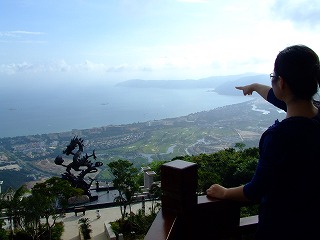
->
[0, 85, 252, 138]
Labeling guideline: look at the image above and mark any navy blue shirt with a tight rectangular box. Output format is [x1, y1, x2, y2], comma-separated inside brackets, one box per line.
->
[243, 89, 320, 239]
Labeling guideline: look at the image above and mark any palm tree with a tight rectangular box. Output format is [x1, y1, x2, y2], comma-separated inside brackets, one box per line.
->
[3, 185, 28, 240]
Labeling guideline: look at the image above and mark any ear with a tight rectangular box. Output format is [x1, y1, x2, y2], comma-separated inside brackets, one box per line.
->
[278, 76, 286, 90]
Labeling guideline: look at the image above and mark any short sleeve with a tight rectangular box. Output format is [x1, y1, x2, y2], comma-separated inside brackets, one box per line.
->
[267, 89, 287, 112]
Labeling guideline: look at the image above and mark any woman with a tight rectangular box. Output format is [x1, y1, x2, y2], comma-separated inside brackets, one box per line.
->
[206, 45, 320, 239]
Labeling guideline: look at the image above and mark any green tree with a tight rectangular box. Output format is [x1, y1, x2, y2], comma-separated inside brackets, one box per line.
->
[235, 142, 246, 151]
[182, 147, 259, 192]
[3, 177, 82, 240]
[1, 185, 29, 240]
[147, 160, 168, 182]
[0, 218, 9, 240]
[148, 183, 161, 215]
[24, 177, 83, 240]
[182, 147, 259, 217]
[78, 218, 92, 240]
[108, 159, 140, 219]
[19, 193, 44, 240]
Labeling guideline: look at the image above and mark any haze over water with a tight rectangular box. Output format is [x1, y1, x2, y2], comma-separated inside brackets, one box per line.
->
[0, 85, 251, 138]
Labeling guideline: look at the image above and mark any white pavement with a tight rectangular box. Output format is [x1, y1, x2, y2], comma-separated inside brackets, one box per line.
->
[60, 201, 154, 240]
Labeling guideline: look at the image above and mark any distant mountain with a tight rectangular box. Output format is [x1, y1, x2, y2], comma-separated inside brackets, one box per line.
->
[214, 74, 270, 96]
[115, 73, 260, 90]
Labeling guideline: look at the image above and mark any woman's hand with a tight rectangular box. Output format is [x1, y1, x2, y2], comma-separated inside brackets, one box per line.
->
[235, 85, 254, 96]
[235, 83, 271, 101]
[206, 184, 227, 199]
[207, 184, 247, 201]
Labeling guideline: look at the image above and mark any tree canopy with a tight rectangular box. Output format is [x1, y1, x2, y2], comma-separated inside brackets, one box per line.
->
[178, 146, 259, 193]
[108, 159, 140, 219]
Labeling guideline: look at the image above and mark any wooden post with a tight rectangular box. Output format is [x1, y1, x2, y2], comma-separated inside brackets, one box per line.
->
[161, 160, 198, 239]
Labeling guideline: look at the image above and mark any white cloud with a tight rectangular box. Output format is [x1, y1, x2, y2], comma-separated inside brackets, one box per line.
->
[0, 30, 45, 37]
[10, 30, 45, 35]
[0, 62, 34, 75]
[0, 30, 46, 44]
[273, 0, 320, 27]
[76, 60, 106, 72]
[176, 0, 208, 2]
[1, 0, 320, 81]
[0, 60, 132, 76]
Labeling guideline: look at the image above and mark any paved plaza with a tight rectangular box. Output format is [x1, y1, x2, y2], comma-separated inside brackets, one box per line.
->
[1, 188, 153, 240]
[61, 201, 153, 240]
[59, 187, 153, 239]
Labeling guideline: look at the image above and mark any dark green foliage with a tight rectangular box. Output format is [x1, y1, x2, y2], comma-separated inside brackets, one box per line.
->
[108, 160, 139, 193]
[149, 160, 168, 173]
[1, 185, 29, 238]
[111, 209, 160, 240]
[50, 221, 64, 240]
[3, 222, 64, 240]
[0, 177, 79, 240]
[31, 176, 83, 211]
[0, 170, 34, 193]
[108, 159, 140, 219]
[136, 160, 169, 185]
[146, 160, 168, 182]
[235, 142, 246, 151]
[241, 204, 259, 218]
[108, 159, 162, 239]
[1, 146, 259, 239]
[181, 147, 259, 193]
[110, 146, 259, 238]
[0, 229, 8, 240]
[177, 146, 259, 217]
[37, 221, 64, 240]
[0, 219, 8, 240]
[78, 218, 92, 240]
[13, 230, 33, 240]
[15, 177, 82, 239]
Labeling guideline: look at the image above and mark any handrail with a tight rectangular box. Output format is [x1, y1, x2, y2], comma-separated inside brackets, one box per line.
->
[145, 197, 258, 240]
[144, 208, 177, 240]
[144, 160, 258, 240]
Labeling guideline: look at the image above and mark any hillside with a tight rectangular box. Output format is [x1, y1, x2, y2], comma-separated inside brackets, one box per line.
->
[115, 73, 267, 92]
[0, 98, 285, 192]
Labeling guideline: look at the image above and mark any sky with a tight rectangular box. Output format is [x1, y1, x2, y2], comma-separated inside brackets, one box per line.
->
[1, 0, 320, 86]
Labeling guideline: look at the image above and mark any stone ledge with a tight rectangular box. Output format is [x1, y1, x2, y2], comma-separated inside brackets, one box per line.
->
[104, 222, 117, 240]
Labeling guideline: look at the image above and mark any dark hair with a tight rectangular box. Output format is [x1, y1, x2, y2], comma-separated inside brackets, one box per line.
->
[274, 45, 320, 100]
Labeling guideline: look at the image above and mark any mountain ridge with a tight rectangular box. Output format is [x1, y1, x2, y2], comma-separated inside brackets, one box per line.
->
[115, 73, 270, 95]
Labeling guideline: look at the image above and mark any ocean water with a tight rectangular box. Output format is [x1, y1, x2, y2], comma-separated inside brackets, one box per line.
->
[0, 85, 251, 138]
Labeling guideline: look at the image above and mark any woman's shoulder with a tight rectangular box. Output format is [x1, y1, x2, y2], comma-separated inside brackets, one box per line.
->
[262, 116, 320, 138]
[260, 120, 282, 140]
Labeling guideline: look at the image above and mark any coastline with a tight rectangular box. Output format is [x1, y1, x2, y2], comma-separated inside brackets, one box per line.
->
[0, 95, 254, 139]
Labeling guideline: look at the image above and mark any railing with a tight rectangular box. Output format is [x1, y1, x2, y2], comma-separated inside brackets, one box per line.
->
[145, 160, 258, 240]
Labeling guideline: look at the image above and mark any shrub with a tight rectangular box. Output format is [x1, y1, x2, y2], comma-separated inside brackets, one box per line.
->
[13, 230, 32, 240]
[0, 228, 9, 240]
[110, 207, 160, 239]
[50, 221, 64, 240]
[78, 217, 92, 240]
